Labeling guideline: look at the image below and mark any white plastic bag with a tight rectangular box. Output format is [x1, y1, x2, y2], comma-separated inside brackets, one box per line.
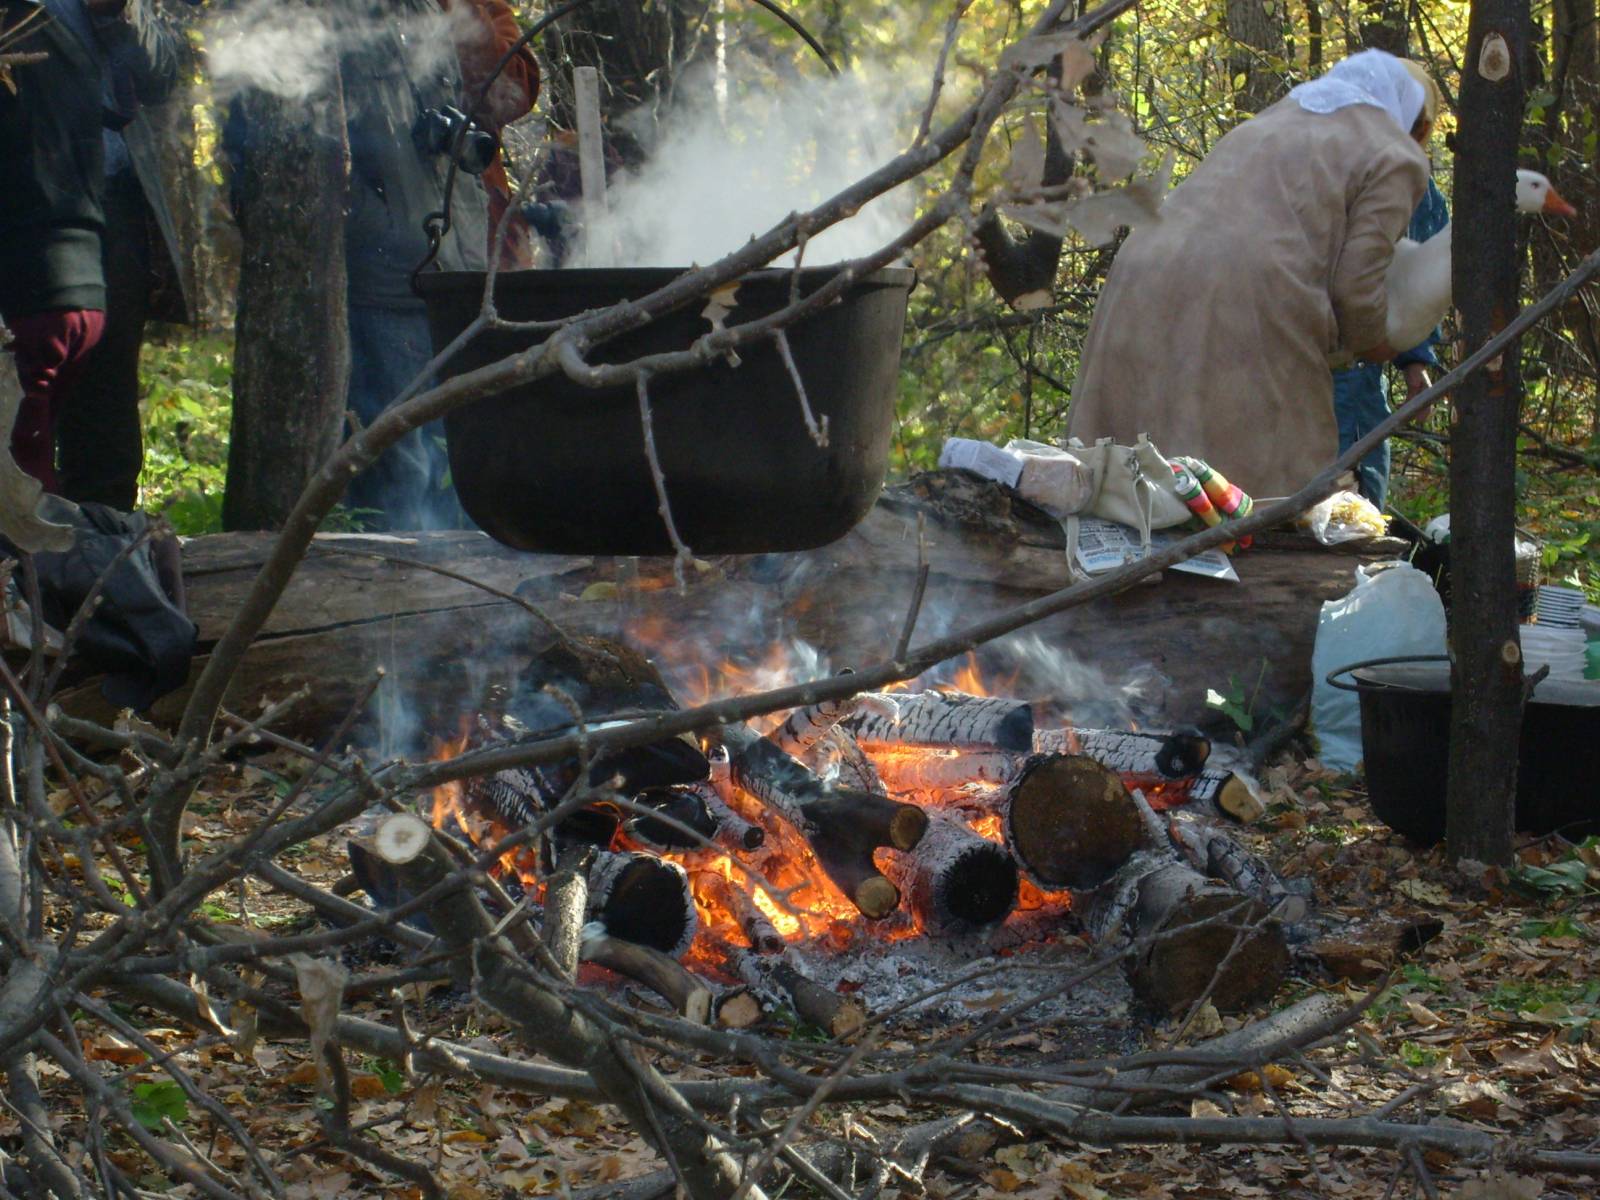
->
[1300, 490, 1388, 545]
[1309, 562, 1448, 772]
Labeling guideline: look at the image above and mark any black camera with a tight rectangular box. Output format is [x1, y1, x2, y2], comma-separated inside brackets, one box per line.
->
[412, 105, 497, 176]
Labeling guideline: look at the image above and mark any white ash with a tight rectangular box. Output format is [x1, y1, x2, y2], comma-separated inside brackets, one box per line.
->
[785, 909, 1130, 1026]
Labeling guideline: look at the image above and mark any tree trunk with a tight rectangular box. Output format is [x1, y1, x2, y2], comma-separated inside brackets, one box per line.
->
[1358, 0, 1409, 55]
[1446, 0, 1530, 866]
[223, 54, 350, 532]
[1225, 0, 1289, 114]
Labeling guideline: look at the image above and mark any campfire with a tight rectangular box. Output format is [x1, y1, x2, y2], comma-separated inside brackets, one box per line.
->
[351, 630, 1299, 1031]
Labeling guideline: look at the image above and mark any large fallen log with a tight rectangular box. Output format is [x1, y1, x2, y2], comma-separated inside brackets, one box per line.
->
[718, 723, 927, 918]
[57, 503, 1404, 740]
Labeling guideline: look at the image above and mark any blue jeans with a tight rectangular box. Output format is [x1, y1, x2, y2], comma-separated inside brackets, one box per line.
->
[346, 304, 468, 530]
[1332, 363, 1390, 509]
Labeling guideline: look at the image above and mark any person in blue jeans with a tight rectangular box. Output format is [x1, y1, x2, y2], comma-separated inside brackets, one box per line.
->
[1332, 176, 1449, 509]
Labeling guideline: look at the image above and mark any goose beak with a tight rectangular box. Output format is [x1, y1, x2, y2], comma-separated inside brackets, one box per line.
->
[1543, 185, 1578, 218]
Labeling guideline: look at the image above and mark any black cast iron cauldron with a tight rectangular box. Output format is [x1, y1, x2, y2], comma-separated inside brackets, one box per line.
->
[415, 266, 915, 555]
[1326, 656, 1600, 844]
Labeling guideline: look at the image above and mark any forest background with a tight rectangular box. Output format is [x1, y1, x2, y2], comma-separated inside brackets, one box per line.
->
[138, 0, 1599, 584]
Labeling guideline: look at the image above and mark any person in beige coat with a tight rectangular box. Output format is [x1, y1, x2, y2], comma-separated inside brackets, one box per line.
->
[1065, 51, 1438, 499]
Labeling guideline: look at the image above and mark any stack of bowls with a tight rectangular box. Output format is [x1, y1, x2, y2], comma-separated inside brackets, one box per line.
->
[1535, 584, 1585, 628]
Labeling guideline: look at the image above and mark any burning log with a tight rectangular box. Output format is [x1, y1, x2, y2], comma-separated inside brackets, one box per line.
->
[867, 748, 1019, 793]
[700, 780, 768, 857]
[695, 870, 785, 955]
[587, 851, 698, 958]
[880, 814, 1018, 934]
[1002, 755, 1144, 890]
[728, 946, 866, 1040]
[1032, 727, 1211, 778]
[579, 924, 714, 1024]
[806, 727, 887, 795]
[719, 723, 927, 919]
[842, 691, 1034, 754]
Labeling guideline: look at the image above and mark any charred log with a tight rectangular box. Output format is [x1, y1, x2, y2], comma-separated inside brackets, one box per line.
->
[719, 723, 927, 918]
[842, 691, 1034, 754]
[502, 633, 708, 794]
[1163, 809, 1306, 923]
[579, 924, 714, 1024]
[1003, 754, 1144, 889]
[768, 678, 867, 758]
[728, 947, 866, 1041]
[881, 814, 1019, 934]
[626, 785, 722, 850]
[588, 851, 697, 958]
[1032, 727, 1211, 778]
[696, 774, 766, 851]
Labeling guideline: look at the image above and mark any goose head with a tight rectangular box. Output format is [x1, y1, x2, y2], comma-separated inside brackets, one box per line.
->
[1516, 169, 1577, 218]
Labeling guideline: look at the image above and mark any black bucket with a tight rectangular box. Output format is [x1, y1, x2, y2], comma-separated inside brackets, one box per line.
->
[1326, 655, 1600, 843]
[416, 266, 914, 555]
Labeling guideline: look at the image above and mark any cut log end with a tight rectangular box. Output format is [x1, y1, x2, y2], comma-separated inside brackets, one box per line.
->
[1005, 754, 1144, 890]
[374, 812, 432, 865]
[853, 875, 900, 919]
[934, 841, 1019, 928]
[715, 989, 764, 1030]
[590, 853, 697, 958]
[889, 803, 930, 851]
[1135, 892, 1290, 1014]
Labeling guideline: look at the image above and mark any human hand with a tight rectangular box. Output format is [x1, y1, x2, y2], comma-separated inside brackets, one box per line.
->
[1358, 339, 1398, 364]
[1403, 363, 1431, 400]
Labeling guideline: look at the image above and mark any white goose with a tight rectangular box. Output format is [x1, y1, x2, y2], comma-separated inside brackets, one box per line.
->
[1385, 169, 1576, 352]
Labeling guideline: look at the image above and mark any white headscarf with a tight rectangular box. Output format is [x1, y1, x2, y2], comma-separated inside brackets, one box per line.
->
[1288, 49, 1426, 134]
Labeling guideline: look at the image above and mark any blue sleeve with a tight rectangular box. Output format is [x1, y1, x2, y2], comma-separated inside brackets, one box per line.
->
[1394, 177, 1449, 368]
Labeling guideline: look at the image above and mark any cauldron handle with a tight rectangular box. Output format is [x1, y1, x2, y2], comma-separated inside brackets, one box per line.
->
[1324, 654, 1452, 693]
[412, 0, 842, 287]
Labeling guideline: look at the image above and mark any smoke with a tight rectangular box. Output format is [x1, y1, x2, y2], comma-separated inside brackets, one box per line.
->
[206, 0, 461, 104]
[569, 66, 920, 268]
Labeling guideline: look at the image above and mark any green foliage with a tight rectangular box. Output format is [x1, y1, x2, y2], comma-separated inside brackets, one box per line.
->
[139, 332, 232, 535]
[366, 1057, 408, 1094]
[130, 1080, 189, 1131]
[1507, 858, 1594, 899]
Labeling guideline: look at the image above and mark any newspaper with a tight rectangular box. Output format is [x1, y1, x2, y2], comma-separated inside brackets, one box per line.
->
[938, 437, 1024, 488]
[1073, 517, 1240, 583]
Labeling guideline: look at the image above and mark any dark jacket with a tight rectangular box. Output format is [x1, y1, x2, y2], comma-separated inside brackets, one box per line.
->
[341, 0, 489, 309]
[0, 0, 110, 315]
[102, 0, 188, 322]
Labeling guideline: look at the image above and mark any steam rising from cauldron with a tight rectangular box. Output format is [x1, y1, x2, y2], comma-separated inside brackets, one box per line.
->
[567, 65, 918, 268]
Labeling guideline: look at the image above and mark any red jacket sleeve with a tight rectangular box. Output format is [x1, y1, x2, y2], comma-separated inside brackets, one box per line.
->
[445, 0, 539, 130]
